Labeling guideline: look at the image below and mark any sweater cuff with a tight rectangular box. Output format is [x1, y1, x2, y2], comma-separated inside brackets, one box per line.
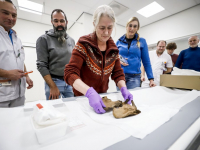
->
[38, 68, 50, 77]
[148, 78, 154, 81]
[114, 76, 125, 86]
[66, 74, 81, 86]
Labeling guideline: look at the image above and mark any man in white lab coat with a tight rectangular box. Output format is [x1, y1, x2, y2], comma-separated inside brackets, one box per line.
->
[141, 40, 173, 87]
[0, 0, 33, 107]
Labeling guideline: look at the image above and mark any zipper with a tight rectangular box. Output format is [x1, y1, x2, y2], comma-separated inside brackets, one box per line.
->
[125, 38, 134, 59]
[95, 47, 105, 88]
[98, 52, 105, 89]
[101, 50, 105, 81]
[126, 42, 133, 60]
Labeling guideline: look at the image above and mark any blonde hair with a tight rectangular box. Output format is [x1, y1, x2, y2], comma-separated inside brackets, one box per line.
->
[93, 5, 116, 32]
[126, 17, 140, 48]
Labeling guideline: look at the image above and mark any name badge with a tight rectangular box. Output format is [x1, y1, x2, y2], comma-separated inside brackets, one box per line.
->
[0, 81, 12, 86]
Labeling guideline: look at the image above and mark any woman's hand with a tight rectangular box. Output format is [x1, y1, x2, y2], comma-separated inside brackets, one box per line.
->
[120, 87, 133, 104]
[141, 75, 145, 82]
[86, 87, 106, 114]
[120, 61, 129, 66]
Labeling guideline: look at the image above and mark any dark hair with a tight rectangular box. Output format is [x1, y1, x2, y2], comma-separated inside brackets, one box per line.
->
[157, 40, 167, 46]
[51, 9, 67, 21]
[5, 0, 13, 3]
[4, 0, 17, 9]
[166, 42, 177, 50]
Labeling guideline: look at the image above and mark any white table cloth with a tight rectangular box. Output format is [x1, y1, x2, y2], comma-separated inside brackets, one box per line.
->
[77, 86, 200, 139]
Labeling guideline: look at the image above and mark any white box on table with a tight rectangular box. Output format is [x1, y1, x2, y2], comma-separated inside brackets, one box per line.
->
[30, 116, 68, 144]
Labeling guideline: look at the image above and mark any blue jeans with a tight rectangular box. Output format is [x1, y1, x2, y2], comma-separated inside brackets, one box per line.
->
[125, 74, 141, 89]
[45, 78, 74, 100]
[117, 73, 141, 91]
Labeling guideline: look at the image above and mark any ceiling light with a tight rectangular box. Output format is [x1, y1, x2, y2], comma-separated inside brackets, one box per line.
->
[137, 1, 164, 18]
[17, 0, 43, 15]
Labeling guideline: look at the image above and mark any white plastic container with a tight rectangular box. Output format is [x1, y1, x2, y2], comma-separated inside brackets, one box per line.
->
[30, 116, 68, 144]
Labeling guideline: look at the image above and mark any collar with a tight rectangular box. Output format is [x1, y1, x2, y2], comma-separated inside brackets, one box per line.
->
[189, 46, 199, 50]
[119, 33, 138, 42]
[78, 32, 118, 53]
[0, 25, 8, 33]
[0, 25, 17, 35]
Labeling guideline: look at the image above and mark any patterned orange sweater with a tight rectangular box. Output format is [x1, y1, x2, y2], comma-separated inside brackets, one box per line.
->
[64, 33, 125, 96]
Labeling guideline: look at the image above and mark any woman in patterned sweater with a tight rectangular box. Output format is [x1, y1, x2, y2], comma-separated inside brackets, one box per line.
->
[64, 5, 133, 114]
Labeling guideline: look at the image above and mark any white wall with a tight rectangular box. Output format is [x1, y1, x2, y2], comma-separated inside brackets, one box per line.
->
[139, 5, 200, 46]
[174, 39, 190, 54]
[68, 15, 85, 43]
[13, 19, 52, 102]
[23, 47, 46, 101]
[13, 19, 52, 46]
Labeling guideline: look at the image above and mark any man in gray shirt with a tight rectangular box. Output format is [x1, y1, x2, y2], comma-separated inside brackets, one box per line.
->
[36, 9, 74, 100]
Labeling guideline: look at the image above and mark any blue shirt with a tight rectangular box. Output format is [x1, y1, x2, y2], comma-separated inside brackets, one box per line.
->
[116, 34, 154, 80]
[175, 46, 200, 72]
[8, 29, 13, 45]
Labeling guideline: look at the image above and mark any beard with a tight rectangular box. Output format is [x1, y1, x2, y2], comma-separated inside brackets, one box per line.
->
[53, 25, 67, 44]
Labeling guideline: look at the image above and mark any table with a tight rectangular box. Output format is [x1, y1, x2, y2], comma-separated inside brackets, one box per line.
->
[0, 88, 199, 150]
[64, 88, 200, 150]
[62, 88, 200, 150]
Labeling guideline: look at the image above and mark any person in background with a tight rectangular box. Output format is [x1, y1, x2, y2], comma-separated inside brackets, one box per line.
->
[175, 36, 200, 72]
[0, 0, 33, 107]
[64, 5, 133, 114]
[36, 9, 75, 100]
[166, 42, 178, 66]
[141, 40, 173, 87]
[116, 17, 155, 89]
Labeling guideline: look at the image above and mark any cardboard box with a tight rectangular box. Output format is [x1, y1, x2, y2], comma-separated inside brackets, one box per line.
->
[160, 74, 200, 90]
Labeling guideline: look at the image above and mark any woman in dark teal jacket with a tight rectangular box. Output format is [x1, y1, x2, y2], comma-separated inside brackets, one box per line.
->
[116, 17, 155, 89]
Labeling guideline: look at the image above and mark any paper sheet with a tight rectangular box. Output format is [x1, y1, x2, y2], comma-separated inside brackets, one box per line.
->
[0, 101, 130, 150]
[76, 86, 200, 139]
[172, 67, 200, 76]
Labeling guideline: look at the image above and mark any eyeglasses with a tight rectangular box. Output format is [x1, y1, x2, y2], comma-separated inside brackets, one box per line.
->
[128, 24, 138, 28]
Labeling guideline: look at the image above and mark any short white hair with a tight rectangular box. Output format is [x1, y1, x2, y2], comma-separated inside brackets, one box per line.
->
[188, 36, 199, 41]
[93, 5, 116, 32]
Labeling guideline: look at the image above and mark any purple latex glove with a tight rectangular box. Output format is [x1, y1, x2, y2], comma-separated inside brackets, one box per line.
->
[120, 87, 133, 104]
[85, 87, 106, 114]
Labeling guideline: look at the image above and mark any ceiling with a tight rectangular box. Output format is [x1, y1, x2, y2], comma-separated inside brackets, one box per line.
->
[12, 0, 200, 28]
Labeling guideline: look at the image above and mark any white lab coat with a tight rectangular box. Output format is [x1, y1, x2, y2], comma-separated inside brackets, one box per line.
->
[142, 50, 173, 87]
[0, 26, 26, 102]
